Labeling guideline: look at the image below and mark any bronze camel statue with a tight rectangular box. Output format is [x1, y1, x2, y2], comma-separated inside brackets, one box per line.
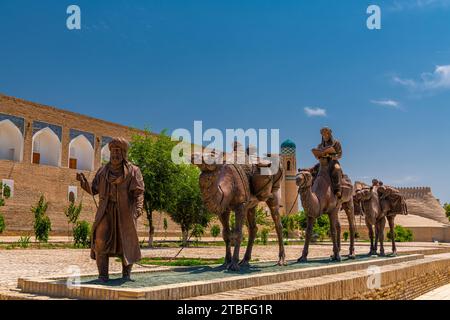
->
[357, 187, 386, 256]
[296, 157, 356, 262]
[378, 185, 408, 256]
[191, 152, 286, 271]
[245, 156, 286, 266]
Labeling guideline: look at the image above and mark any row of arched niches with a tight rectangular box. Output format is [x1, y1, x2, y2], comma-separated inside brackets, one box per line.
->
[0, 113, 112, 171]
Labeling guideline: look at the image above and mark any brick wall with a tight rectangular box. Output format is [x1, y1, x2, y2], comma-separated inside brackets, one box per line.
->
[0, 94, 185, 235]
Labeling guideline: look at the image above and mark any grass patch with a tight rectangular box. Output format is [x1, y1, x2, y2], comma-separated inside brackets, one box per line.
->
[136, 257, 226, 266]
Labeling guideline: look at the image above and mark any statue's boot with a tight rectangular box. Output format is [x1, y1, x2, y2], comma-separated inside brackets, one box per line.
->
[122, 262, 133, 281]
[96, 254, 109, 282]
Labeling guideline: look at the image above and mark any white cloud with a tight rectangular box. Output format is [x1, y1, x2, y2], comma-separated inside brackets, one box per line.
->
[370, 99, 400, 108]
[389, 0, 450, 11]
[304, 107, 327, 117]
[393, 65, 450, 92]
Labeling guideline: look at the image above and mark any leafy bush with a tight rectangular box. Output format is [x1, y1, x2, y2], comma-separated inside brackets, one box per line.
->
[64, 201, 82, 225]
[191, 224, 205, 245]
[2, 185, 11, 199]
[343, 231, 349, 241]
[31, 195, 52, 243]
[73, 220, 91, 247]
[210, 224, 221, 239]
[0, 182, 10, 234]
[0, 214, 5, 234]
[298, 210, 330, 241]
[260, 228, 270, 245]
[387, 225, 413, 242]
[281, 214, 298, 239]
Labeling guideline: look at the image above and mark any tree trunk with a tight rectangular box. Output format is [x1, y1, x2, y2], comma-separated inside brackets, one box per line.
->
[147, 210, 155, 248]
[181, 228, 189, 247]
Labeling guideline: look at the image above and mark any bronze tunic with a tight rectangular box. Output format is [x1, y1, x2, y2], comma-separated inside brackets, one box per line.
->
[81, 161, 145, 266]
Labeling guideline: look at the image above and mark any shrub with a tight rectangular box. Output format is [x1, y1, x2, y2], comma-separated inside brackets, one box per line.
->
[281, 214, 298, 239]
[0, 214, 5, 234]
[31, 195, 52, 243]
[343, 231, 349, 241]
[2, 185, 11, 199]
[73, 220, 91, 247]
[192, 224, 205, 245]
[297, 210, 329, 241]
[260, 228, 270, 245]
[387, 225, 413, 242]
[210, 224, 221, 239]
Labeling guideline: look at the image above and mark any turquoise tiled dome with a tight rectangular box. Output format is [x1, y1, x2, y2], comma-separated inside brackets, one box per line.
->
[281, 139, 296, 155]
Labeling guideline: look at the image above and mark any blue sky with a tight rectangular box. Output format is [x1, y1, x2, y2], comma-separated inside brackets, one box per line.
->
[1, 0, 450, 203]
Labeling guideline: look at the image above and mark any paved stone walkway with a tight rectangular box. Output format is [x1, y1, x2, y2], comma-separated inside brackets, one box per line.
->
[415, 283, 450, 300]
[0, 242, 449, 299]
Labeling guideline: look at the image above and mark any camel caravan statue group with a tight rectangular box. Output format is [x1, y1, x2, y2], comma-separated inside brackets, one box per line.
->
[191, 127, 408, 271]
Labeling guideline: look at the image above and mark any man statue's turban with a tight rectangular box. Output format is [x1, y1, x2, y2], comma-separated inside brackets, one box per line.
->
[108, 137, 130, 160]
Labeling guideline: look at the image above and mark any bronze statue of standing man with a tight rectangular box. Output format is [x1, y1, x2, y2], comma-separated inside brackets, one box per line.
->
[76, 137, 145, 282]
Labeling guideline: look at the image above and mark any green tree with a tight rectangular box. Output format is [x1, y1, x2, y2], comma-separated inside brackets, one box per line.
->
[64, 201, 82, 240]
[166, 164, 212, 246]
[210, 224, 221, 240]
[0, 183, 11, 234]
[128, 129, 180, 247]
[444, 203, 450, 222]
[31, 195, 52, 243]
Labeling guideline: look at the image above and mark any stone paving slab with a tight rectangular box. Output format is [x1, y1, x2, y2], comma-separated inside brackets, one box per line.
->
[1, 243, 449, 300]
[415, 283, 450, 300]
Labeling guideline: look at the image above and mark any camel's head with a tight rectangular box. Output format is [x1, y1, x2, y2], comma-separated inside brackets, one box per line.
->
[354, 189, 363, 202]
[296, 171, 313, 189]
[191, 151, 222, 172]
[358, 187, 373, 201]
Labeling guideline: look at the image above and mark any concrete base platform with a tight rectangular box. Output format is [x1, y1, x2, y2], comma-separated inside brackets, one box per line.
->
[17, 253, 435, 300]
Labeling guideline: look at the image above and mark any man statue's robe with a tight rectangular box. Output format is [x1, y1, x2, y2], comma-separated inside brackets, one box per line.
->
[81, 161, 145, 266]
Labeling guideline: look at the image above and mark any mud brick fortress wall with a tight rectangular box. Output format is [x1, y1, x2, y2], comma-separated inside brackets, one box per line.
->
[0, 94, 298, 236]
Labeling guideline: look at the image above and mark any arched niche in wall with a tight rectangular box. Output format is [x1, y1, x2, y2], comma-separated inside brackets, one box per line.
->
[68, 134, 94, 171]
[31, 127, 62, 167]
[0, 119, 23, 162]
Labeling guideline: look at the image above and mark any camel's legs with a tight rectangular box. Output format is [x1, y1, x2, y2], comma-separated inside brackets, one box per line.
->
[267, 196, 286, 266]
[329, 210, 341, 261]
[377, 218, 386, 256]
[241, 207, 257, 267]
[374, 221, 379, 254]
[229, 204, 246, 271]
[218, 211, 232, 267]
[387, 215, 397, 256]
[342, 201, 356, 258]
[298, 215, 316, 262]
[366, 222, 375, 255]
